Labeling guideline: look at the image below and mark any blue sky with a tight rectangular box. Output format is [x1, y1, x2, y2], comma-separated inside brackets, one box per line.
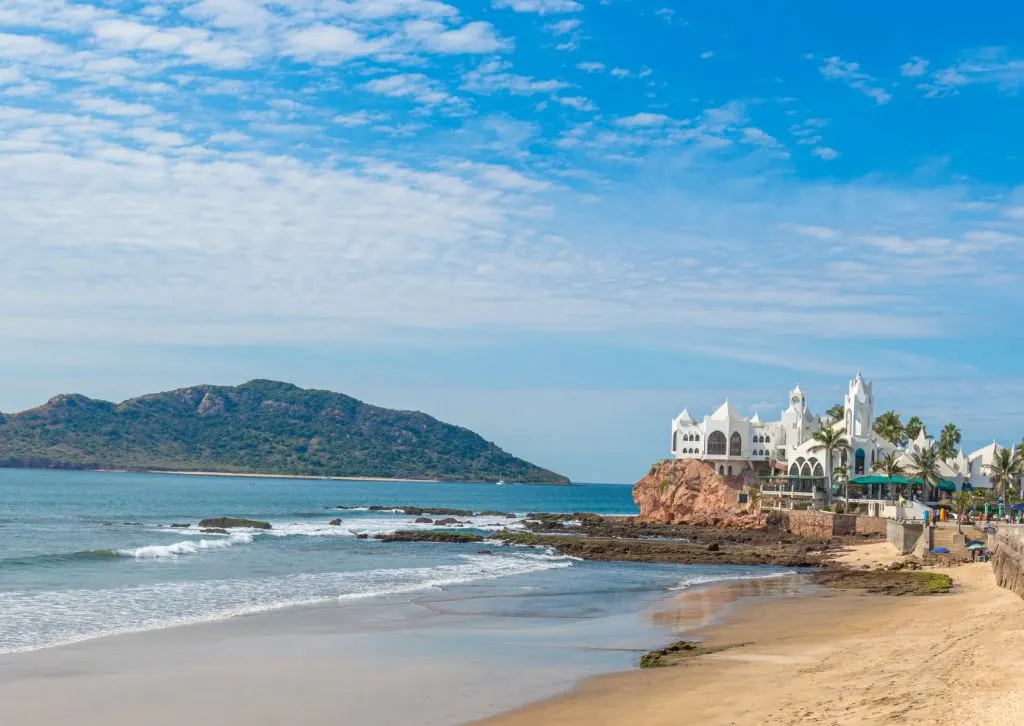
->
[1, 0, 1023, 483]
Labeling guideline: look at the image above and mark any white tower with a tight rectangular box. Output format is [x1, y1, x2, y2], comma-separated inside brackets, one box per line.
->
[844, 372, 873, 438]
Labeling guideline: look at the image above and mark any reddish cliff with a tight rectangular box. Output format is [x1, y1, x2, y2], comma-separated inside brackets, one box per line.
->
[632, 459, 764, 529]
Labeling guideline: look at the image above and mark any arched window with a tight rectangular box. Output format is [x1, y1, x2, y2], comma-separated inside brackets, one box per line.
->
[694, 434, 700, 441]
[789, 463, 800, 476]
[855, 449, 866, 475]
[727, 465, 733, 476]
[708, 431, 727, 456]
[801, 462, 812, 476]
[729, 432, 742, 456]
[813, 462, 824, 477]
[718, 465, 725, 475]
[673, 431, 678, 451]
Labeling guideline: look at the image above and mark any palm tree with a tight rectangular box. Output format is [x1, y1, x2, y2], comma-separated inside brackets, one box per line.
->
[833, 465, 850, 508]
[986, 447, 1023, 502]
[937, 423, 961, 460]
[952, 490, 972, 534]
[874, 452, 906, 504]
[747, 483, 762, 512]
[825, 404, 845, 424]
[809, 426, 849, 507]
[873, 410, 903, 445]
[905, 447, 940, 502]
[905, 416, 926, 442]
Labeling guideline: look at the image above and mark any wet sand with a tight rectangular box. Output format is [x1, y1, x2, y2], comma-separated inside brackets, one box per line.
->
[478, 557, 1024, 725]
[0, 581, 706, 726]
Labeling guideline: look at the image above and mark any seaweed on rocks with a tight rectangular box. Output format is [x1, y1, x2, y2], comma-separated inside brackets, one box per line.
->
[197, 517, 271, 530]
[374, 531, 483, 544]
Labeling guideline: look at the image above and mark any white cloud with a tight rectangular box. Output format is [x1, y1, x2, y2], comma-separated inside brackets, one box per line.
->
[284, 24, 389, 63]
[812, 146, 839, 160]
[129, 128, 188, 146]
[610, 67, 630, 77]
[208, 130, 250, 144]
[77, 97, 158, 117]
[699, 51, 715, 60]
[362, 73, 454, 105]
[576, 61, 604, 73]
[492, 0, 582, 13]
[614, 112, 671, 127]
[918, 47, 1024, 98]
[92, 19, 252, 68]
[333, 110, 389, 127]
[462, 59, 567, 95]
[741, 127, 781, 148]
[402, 20, 510, 54]
[555, 95, 596, 111]
[0, 66, 23, 84]
[782, 223, 840, 240]
[546, 18, 581, 35]
[819, 56, 892, 105]
[900, 56, 929, 77]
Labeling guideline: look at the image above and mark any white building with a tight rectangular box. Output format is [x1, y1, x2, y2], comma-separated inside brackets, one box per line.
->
[670, 372, 1000, 493]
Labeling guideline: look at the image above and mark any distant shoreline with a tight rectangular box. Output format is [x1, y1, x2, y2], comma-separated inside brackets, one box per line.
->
[90, 468, 570, 485]
[99, 469, 461, 484]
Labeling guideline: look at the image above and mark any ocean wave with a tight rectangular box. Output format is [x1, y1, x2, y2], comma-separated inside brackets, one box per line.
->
[116, 532, 255, 559]
[670, 569, 798, 591]
[0, 552, 574, 654]
[264, 514, 526, 539]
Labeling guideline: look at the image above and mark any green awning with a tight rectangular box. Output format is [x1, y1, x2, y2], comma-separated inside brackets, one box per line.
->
[849, 475, 957, 491]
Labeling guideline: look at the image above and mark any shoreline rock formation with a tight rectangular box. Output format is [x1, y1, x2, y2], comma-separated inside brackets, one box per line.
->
[632, 459, 764, 529]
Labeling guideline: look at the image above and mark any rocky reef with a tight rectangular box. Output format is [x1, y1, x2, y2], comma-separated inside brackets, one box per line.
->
[632, 459, 764, 529]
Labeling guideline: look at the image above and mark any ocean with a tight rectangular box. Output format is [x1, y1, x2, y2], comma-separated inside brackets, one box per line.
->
[0, 468, 793, 656]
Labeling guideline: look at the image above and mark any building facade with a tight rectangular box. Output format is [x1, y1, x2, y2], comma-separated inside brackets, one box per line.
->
[670, 372, 997, 493]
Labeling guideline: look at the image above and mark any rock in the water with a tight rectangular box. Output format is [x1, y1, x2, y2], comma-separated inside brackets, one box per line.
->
[374, 531, 483, 544]
[200, 528, 229, 534]
[632, 459, 764, 529]
[328, 518, 342, 526]
[414, 517, 433, 524]
[356, 533, 369, 539]
[170, 523, 191, 528]
[197, 517, 272, 530]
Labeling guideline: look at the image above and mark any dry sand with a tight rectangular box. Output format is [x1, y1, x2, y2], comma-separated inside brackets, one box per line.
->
[478, 550, 1024, 726]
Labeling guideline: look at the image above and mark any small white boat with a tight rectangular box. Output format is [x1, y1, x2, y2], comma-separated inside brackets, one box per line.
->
[496, 479, 505, 486]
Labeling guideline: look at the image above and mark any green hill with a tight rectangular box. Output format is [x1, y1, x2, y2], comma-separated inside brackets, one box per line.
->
[0, 380, 569, 484]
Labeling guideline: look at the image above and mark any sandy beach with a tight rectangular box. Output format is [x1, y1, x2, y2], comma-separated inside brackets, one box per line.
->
[479, 548, 1024, 726]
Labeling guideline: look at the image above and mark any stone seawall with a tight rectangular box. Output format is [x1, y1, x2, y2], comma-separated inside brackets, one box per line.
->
[770, 510, 890, 539]
[992, 531, 1024, 600]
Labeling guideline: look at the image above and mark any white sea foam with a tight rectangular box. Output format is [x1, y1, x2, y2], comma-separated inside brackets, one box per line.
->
[670, 569, 797, 591]
[0, 552, 573, 655]
[265, 514, 526, 539]
[117, 532, 255, 559]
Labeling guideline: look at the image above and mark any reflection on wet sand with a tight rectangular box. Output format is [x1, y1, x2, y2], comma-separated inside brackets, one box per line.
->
[648, 575, 811, 634]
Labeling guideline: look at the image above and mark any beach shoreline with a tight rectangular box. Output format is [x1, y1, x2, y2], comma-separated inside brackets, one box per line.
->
[476, 550, 1024, 726]
[0, 554, 808, 726]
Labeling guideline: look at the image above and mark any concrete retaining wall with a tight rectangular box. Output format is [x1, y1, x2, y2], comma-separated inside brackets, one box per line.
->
[887, 519, 924, 555]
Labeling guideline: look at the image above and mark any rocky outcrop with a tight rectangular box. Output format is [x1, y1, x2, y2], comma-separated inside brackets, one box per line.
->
[197, 517, 271, 530]
[633, 459, 764, 529]
[992, 532, 1024, 600]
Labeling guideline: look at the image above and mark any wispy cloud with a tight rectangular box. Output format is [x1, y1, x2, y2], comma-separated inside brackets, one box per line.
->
[917, 47, 1024, 98]
[819, 56, 892, 104]
[492, 0, 582, 14]
[900, 56, 929, 77]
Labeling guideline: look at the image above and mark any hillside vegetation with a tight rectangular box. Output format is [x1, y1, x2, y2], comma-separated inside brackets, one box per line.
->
[0, 380, 569, 483]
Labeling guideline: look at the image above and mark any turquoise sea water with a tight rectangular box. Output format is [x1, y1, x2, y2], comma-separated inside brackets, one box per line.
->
[0, 469, 793, 654]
